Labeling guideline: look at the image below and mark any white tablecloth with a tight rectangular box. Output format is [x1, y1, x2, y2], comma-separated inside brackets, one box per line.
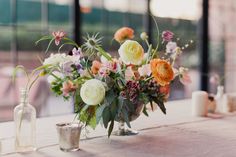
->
[1, 99, 236, 157]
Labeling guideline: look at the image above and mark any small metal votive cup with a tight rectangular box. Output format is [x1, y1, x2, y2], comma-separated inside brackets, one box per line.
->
[56, 122, 82, 152]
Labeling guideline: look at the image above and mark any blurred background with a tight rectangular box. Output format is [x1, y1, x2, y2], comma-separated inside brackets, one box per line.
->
[0, 0, 235, 121]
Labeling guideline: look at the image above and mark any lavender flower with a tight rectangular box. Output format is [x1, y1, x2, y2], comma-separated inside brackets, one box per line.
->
[61, 61, 73, 75]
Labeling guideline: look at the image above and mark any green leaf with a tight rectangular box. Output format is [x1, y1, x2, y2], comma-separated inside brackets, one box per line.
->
[105, 90, 116, 105]
[45, 38, 55, 53]
[96, 104, 106, 124]
[102, 107, 111, 128]
[35, 36, 52, 45]
[150, 100, 154, 111]
[96, 46, 112, 61]
[108, 120, 114, 137]
[88, 115, 97, 129]
[122, 109, 131, 128]
[143, 106, 149, 117]
[152, 98, 166, 114]
[63, 37, 79, 48]
[110, 101, 118, 119]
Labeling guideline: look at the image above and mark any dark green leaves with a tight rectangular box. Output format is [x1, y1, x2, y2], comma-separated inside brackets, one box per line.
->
[102, 107, 111, 128]
[108, 120, 114, 137]
[152, 97, 166, 114]
[96, 104, 106, 125]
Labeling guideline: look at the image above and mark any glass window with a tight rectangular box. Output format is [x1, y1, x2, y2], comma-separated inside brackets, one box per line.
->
[0, 0, 11, 25]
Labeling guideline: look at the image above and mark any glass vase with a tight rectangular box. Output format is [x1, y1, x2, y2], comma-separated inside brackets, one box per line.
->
[14, 89, 36, 152]
[56, 122, 82, 152]
[114, 103, 144, 136]
[215, 85, 224, 112]
[114, 121, 138, 136]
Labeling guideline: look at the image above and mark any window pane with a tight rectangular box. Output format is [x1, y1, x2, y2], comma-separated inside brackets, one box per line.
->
[17, 0, 41, 25]
[0, 0, 11, 25]
[48, 0, 73, 30]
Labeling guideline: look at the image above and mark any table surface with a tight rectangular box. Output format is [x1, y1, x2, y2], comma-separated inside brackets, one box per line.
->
[1, 99, 236, 157]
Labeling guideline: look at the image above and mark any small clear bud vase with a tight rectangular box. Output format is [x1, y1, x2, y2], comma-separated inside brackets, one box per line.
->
[14, 89, 36, 152]
[215, 85, 224, 112]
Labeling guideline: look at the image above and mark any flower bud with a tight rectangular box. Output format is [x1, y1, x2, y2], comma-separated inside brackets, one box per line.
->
[140, 32, 148, 40]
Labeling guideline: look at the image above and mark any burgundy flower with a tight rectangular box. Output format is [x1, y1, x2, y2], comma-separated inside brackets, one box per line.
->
[162, 30, 174, 42]
[52, 30, 66, 46]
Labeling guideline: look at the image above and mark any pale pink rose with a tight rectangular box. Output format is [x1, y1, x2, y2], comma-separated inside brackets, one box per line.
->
[125, 66, 135, 80]
[138, 64, 151, 76]
[166, 41, 177, 54]
[52, 30, 66, 46]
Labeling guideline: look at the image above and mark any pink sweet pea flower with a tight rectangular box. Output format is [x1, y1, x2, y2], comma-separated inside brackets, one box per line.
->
[125, 66, 135, 81]
[61, 80, 77, 96]
[162, 30, 174, 42]
[138, 64, 151, 77]
[52, 31, 66, 46]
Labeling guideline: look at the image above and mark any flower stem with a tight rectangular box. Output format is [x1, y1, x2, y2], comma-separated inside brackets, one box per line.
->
[96, 46, 112, 61]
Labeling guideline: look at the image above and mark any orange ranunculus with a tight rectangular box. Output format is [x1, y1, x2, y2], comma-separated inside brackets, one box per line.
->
[114, 27, 134, 43]
[150, 59, 174, 86]
[91, 60, 101, 74]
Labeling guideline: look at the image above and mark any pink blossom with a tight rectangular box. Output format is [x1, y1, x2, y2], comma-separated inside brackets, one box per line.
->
[103, 61, 118, 72]
[210, 74, 220, 85]
[125, 66, 135, 80]
[166, 41, 177, 54]
[162, 30, 174, 42]
[52, 30, 66, 46]
[138, 64, 151, 76]
[180, 73, 192, 85]
[61, 80, 77, 96]
[99, 67, 110, 77]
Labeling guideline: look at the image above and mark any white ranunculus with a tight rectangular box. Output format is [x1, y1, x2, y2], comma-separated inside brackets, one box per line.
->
[80, 79, 106, 105]
[43, 53, 78, 66]
[43, 53, 67, 66]
[47, 71, 64, 84]
[118, 40, 144, 65]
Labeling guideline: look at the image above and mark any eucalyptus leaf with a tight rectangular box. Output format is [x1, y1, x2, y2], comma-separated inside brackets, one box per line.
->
[122, 109, 131, 128]
[110, 100, 118, 119]
[96, 104, 106, 124]
[152, 98, 166, 114]
[102, 107, 111, 128]
[108, 120, 114, 137]
[143, 106, 149, 117]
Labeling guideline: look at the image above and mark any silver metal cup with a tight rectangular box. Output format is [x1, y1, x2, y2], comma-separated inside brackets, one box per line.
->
[56, 122, 82, 152]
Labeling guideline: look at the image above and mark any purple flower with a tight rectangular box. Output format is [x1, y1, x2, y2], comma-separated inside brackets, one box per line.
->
[75, 63, 84, 74]
[72, 48, 82, 58]
[61, 61, 73, 75]
[162, 30, 174, 42]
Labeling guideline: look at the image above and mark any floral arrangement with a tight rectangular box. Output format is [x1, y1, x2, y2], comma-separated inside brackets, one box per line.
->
[35, 27, 190, 136]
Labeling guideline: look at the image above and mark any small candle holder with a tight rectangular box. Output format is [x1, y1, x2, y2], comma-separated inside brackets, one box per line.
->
[56, 122, 82, 152]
